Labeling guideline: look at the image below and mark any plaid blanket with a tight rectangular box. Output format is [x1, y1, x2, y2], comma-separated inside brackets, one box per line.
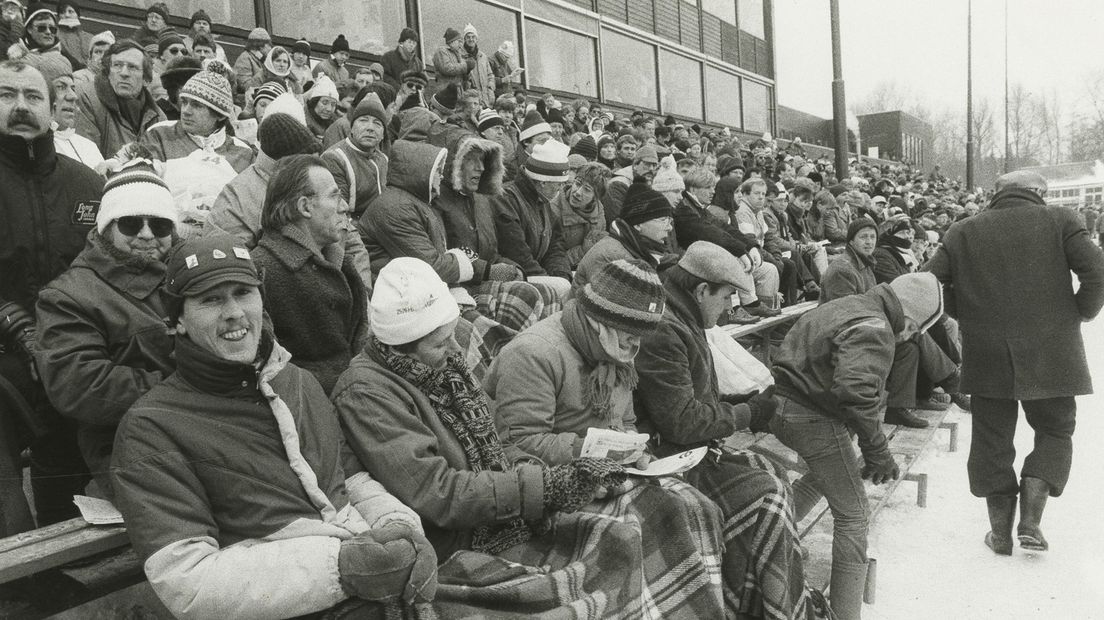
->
[686, 448, 825, 620]
[455, 280, 564, 380]
[322, 477, 725, 620]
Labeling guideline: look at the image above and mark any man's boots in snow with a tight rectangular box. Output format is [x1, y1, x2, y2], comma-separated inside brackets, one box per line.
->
[1018, 476, 1050, 551]
[983, 495, 1016, 555]
[829, 560, 868, 620]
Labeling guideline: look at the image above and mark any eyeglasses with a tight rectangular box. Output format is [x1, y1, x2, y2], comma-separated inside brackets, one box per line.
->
[165, 46, 189, 56]
[404, 82, 424, 91]
[33, 24, 58, 34]
[116, 216, 174, 237]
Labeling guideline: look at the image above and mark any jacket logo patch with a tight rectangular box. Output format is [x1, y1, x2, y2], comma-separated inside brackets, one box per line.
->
[185, 254, 199, 269]
[212, 249, 227, 259]
[233, 247, 251, 260]
[71, 201, 99, 225]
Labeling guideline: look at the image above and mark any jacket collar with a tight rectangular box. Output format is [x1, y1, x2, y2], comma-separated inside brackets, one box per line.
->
[512, 172, 547, 207]
[845, 244, 877, 270]
[258, 225, 339, 270]
[661, 276, 705, 331]
[0, 131, 57, 173]
[253, 151, 277, 180]
[93, 74, 157, 121]
[988, 188, 1045, 210]
[174, 328, 279, 398]
[75, 233, 168, 301]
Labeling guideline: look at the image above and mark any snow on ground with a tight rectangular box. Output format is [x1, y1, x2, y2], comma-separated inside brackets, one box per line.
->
[861, 317, 1104, 620]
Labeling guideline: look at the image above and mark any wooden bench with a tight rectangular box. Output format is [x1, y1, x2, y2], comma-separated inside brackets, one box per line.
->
[721, 300, 818, 365]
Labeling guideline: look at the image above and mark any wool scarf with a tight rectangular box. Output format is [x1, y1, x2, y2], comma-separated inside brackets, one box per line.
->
[608, 219, 663, 268]
[369, 336, 532, 554]
[559, 300, 638, 429]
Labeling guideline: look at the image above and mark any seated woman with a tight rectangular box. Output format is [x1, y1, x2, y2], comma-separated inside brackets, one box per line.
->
[260, 45, 302, 96]
[551, 162, 611, 270]
[334, 257, 717, 616]
[485, 259, 729, 617]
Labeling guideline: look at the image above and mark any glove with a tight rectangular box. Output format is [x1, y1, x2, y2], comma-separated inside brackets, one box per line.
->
[488, 262, 524, 282]
[542, 458, 627, 513]
[859, 434, 900, 485]
[747, 387, 778, 433]
[338, 523, 439, 604]
[737, 254, 753, 273]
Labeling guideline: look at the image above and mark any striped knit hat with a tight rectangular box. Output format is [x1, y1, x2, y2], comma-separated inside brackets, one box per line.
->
[179, 71, 234, 119]
[578, 259, 666, 336]
[569, 134, 598, 160]
[518, 109, 551, 143]
[524, 139, 569, 183]
[252, 81, 287, 108]
[96, 160, 177, 234]
[477, 109, 504, 133]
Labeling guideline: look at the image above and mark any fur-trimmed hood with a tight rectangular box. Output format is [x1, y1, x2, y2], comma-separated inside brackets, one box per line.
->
[427, 125, 503, 196]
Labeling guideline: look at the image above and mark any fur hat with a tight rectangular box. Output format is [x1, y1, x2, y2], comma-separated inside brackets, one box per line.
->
[179, 70, 234, 119]
[247, 27, 271, 43]
[577, 259, 666, 336]
[96, 160, 176, 234]
[371, 257, 460, 346]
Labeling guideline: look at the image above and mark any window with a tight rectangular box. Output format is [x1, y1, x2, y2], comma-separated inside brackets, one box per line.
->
[701, 0, 735, 25]
[270, 0, 403, 56]
[737, 0, 765, 39]
[1086, 187, 1103, 204]
[704, 65, 740, 126]
[420, 0, 518, 66]
[741, 78, 769, 133]
[600, 29, 657, 109]
[525, 20, 598, 97]
[111, 0, 255, 29]
[1062, 189, 1080, 198]
[659, 49, 702, 118]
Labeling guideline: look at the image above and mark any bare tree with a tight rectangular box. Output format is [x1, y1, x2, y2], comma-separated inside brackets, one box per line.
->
[1006, 83, 1045, 169]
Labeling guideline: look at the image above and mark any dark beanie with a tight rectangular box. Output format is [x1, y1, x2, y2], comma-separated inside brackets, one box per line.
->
[846, 217, 878, 242]
[399, 27, 418, 44]
[331, 34, 350, 54]
[620, 181, 673, 226]
[189, 9, 211, 26]
[444, 27, 462, 44]
[570, 134, 598, 161]
[147, 2, 168, 20]
[293, 37, 311, 55]
[258, 113, 321, 159]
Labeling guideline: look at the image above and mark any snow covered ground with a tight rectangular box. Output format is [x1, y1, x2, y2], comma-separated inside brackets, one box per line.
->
[861, 317, 1104, 620]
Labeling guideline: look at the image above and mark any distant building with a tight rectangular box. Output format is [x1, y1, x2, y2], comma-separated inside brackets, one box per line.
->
[856, 111, 932, 169]
[1021, 161, 1104, 208]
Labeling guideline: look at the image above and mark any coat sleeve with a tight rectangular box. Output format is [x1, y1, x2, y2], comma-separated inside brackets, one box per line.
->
[34, 287, 166, 426]
[829, 317, 896, 446]
[432, 48, 468, 79]
[333, 378, 545, 530]
[207, 185, 261, 247]
[922, 246, 956, 317]
[361, 199, 465, 284]
[820, 264, 862, 302]
[634, 323, 750, 445]
[322, 150, 354, 207]
[602, 180, 628, 223]
[75, 89, 104, 155]
[111, 421, 347, 620]
[541, 220, 572, 280]
[492, 193, 548, 276]
[1059, 209, 1104, 320]
[485, 341, 579, 466]
[872, 248, 904, 285]
[233, 54, 263, 94]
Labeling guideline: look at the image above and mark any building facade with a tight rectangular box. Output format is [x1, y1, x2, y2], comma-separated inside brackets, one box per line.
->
[1024, 161, 1104, 208]
[856, 111, 932, 169]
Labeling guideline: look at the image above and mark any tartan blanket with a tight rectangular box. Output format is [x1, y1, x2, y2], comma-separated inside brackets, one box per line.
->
[685, 448, 824, 620]
[322, 477, 725, 620]
[455, 280, 564, 380]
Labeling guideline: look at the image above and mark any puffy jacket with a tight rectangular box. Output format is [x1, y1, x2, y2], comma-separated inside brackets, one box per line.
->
[432, 45, 468, 86]
[819, 244, 876, 304]
[0, 132, 104, 310]
[772, 284, 904, 446]
[140, 120, 256, 174]
[34, 233, 173, 494]
[322, 138, 390, 218]
[76, 75, 165, 158]
[492, 174, 572, 279]
[111, 334, 422, 620]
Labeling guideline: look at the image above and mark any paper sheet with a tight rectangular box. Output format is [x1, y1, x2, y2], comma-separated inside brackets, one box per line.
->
[579, 428, 650, 465]
[73, 495, 124, 525]
[624, 447, 709, 477]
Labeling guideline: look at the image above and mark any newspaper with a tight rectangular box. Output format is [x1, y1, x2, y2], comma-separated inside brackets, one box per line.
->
[624, 447, 709, 477]
[73, 495, 125, 525]
[579, 428, 650, 465]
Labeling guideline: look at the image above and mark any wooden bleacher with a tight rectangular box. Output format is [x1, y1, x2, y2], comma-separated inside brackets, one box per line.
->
[721, 300, 818, 365]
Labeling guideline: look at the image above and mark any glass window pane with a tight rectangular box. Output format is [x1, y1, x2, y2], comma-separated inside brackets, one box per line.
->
[737, 0, 765, 39]
[700, 0, 735, 25]
[659, 49, 701, 118]
[420, 0, 518, 67]
[110, 0, 254, 29]
[525, 0, 599, 36]
[600, 29, 656, 109]
[525, 20, 598, 97]
[742, 78, 769, 133]
[270, 0, 404, 56]
[704, 65, 740, 126]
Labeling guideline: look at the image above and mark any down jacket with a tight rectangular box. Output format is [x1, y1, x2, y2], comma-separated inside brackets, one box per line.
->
[76, 75, 164, 158]
[111, 334, 421, 620]
[492, 173, 572, 279]
[140, 120, 256, 173]
[322, 138, 390, 218]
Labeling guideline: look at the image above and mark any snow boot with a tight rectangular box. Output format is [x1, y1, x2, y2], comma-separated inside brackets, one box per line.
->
[983, 495, 1016, 555]
[1017, 477, 1050, 551]
[829, 560, 868, 620]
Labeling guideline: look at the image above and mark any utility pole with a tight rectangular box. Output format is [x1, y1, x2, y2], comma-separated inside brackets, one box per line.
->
[830, 0, 848, 179]
[1003, 0, 1011, 173]
[966, 0, 974, 189]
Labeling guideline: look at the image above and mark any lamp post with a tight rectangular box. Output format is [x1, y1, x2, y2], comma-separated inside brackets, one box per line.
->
[830, 0, 849, 179]
[966, 0, 974, 189]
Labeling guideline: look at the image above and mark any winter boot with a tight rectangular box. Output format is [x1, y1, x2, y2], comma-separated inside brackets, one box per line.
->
[829, 560, 868, 620]
[884, 407, 929, 428]
[1017, 477, 1050, 551]
[983, 495, 1016, 555]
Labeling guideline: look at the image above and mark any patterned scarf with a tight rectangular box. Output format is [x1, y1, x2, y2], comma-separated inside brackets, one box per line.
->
[370, 336, 533, 554]
[559, 300, 638, 429]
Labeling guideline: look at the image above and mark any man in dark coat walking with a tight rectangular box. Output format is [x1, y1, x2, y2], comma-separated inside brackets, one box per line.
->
[926, 170, 1104, 555]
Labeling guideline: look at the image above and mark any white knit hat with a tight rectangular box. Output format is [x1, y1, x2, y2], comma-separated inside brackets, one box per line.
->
[263, 91, 307, 126]
[306, 74, 339, 101]
[95, 160, 177, 234]
[524, 139, 570, 182]
[371, 257, 460, 346]
[463, 23, 478, 37]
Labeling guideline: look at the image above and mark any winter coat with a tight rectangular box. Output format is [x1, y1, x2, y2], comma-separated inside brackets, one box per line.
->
[322, 115, 350, 150]
[552, 190, 607, 269]
[432, 44, 468, 86]
[819, 244, 877, 304]
[762, 206, 799, 257]
[332, 348, 545, 559]
[252, 226, 369, 393]
[821, 203, 853, 244]
[488, 51, 518, 99]
[601, 167, 634, 224]
[732, 199, 768, 247]
[380, 45, 424, 91]
[484, 310, 639, 466]
[0, 132, 104, 310]
[140, 120, 256, 174]
[634, 278, 752, 457]
[76, 75, 164, 158]
[493, 173, 572, 279]
[232, 49, 266, 96]
[312, 58, 351, 91]
[57, 24, 92, 69]
[925, 188, 1104, 399]
[871, 243, 911, 284]
[111, 334, 421, 620]
[673, 193, 749, 257]
[53, 125, 104, 169]
[205, 152, 374, 287]
[34, 234, 173, 494]
[462, 46, 495, 107]
[773, 284, 905, 446]
[322, 138, 389, 217]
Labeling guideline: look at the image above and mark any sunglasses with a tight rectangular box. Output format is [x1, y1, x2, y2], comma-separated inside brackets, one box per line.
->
[33, 24, 58, 34]
[166, 47, 189, 56]
[404, 82, 424, 91]
[116, 216, 174, 237]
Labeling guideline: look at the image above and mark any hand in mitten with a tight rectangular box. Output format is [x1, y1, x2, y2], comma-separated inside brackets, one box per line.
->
[338, 523, 438, 603]
[859, 434, 900, 485]
[488, 262, 524, 282]
[747, 386, 778, 433]
[543, 458, 627, 513]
